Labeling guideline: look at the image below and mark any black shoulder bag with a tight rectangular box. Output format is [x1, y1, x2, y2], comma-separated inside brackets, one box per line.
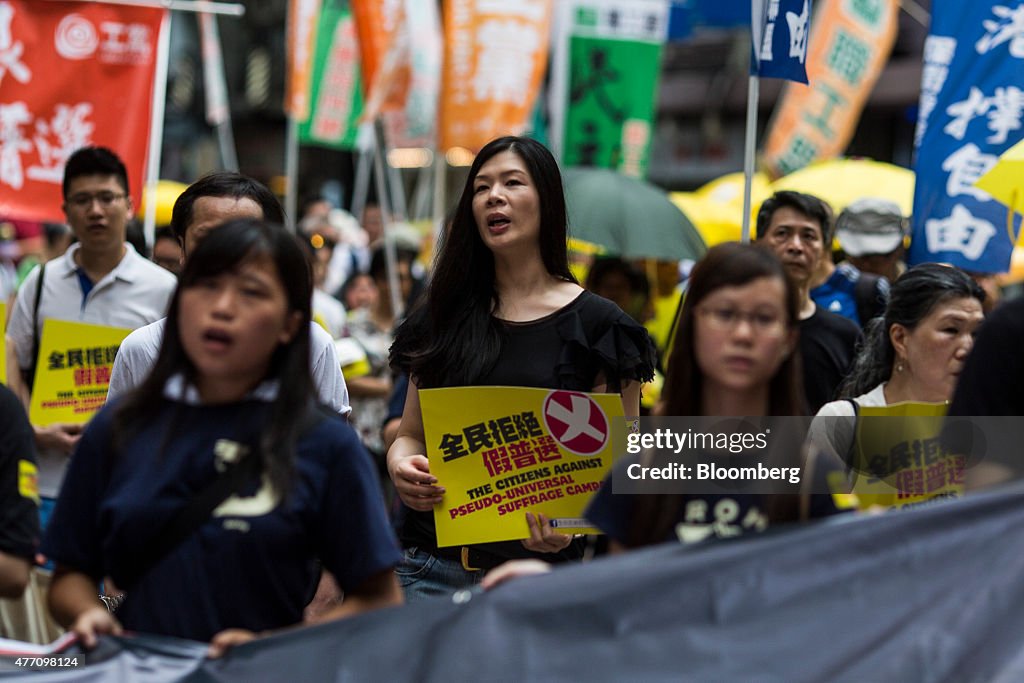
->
[117, 440, 264, 590]
[853, 272, 886, 326]
[118, 404, 329, 589]
[20, 263, 46, 391]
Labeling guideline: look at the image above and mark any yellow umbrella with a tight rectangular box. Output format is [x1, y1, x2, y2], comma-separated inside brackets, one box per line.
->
[770, 158, 915, 215]
[998, 248, 1024, 287]
[137, 179, 188, 227]
[670, 192, 743, 246]
[696, 171, 772, 207]
[976, 137, 1024, 215]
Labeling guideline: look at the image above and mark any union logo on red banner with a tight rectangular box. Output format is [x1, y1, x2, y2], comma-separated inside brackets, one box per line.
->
[543, 390, 609, 456]
[0, 1, 165, 223]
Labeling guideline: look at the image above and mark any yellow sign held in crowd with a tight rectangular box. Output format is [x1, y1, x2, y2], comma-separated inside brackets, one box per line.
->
[850, 401, 963, 510]
[421, 386, 625, 547]
[0, 301, 7, 385]
[29, 320, 131, 426]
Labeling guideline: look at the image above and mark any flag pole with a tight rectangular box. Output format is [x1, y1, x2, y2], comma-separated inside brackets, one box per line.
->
[284, 117, 299, 230]
[198, 12, 238, 171]
[741, 74, 760, 244]
[432, 146, 446, 250]
[351, 124, 374, 222]
[142, 10, 173, 251]
[371, 119, 404, 319]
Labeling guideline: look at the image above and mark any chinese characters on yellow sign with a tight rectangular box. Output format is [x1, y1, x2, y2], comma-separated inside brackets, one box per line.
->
[28, 320, 130, 426]
[420, 386, 625, 546]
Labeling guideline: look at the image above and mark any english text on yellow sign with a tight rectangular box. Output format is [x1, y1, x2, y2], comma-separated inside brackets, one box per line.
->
[421, 386, 625, 547]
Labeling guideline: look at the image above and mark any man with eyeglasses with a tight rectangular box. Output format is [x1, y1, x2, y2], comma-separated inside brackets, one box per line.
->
[6, 146, 176, 518]
[755, 191, 861, 413]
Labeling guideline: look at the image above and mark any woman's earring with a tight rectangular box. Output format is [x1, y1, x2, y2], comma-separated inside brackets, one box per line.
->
[896, 361, 904, 373]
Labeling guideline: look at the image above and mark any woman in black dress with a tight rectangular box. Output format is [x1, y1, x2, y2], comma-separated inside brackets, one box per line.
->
[388, 136, 656, 600]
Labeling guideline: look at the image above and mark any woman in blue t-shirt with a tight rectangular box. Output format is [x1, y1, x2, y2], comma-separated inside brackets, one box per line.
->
[43, 219, 401, 653]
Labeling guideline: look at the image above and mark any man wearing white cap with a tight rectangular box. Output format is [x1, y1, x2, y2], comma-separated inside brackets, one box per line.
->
[836, 197, 907, 284]
[811, 197, 903, 327]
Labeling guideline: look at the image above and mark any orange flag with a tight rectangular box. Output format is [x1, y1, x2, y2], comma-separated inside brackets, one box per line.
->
[761, 0, 900, 177]
[352, 0, 412, 119]
[285, 0, 322, 120]
[438, 0, 553, 152]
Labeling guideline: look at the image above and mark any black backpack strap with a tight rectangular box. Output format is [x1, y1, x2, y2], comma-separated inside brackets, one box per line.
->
[120, 441, 262, 588]
[844, 398, 860, 466]
[853, 272, 885, 326]
[121, 402, 329, 588]
[21, 262, 46, 391]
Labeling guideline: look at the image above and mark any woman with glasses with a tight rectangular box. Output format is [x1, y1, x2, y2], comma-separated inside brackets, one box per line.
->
[583, 242, 848, 552]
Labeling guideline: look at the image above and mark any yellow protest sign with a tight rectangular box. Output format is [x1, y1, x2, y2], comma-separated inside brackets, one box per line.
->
[420, 386, 625, 547]
[29, 320, 131, 426]
[0, 301, 6, 385]
[18, 459, 39, 504]
[850, 401, 963, 510]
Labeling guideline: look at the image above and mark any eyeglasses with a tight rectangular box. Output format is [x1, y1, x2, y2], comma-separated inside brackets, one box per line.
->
[698, 306, 786, 335]
[66, 192, 126, 209]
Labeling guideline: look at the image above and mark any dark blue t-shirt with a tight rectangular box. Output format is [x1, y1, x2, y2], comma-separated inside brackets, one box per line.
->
[585, 454, 848, 548]
[42, 398, 401, 642]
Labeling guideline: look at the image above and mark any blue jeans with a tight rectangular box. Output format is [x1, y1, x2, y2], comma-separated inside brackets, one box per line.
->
[395, 547, 484, 603]
[38, 497, 57, 571]
[39, 496, 56, 531]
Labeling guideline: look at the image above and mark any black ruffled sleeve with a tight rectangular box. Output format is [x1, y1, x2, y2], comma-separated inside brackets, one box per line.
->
[555, 295, 657, 393]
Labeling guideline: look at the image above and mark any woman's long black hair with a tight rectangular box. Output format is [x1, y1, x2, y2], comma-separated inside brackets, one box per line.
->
[390, 136, 576, 388]
[114, 218, 314, 495]
[838, 263, 985, 399]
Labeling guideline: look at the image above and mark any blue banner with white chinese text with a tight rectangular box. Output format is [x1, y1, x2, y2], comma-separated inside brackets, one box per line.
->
[750, 0, 811, 83]
[909, 0, 1024, 273]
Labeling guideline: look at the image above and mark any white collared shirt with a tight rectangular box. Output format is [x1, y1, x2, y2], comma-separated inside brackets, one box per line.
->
[108, 318, 352, 416]
[162, 373, 280, 405]
[8, 242, 177, 370]
[7, 242, 177, 497]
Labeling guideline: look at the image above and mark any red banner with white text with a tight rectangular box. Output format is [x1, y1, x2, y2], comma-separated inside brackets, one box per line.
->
[0, 1, 165, 223]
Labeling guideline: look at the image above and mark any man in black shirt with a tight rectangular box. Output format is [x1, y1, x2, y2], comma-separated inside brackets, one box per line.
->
[756, 191, 862, 413]
[0, 384, 39, 598]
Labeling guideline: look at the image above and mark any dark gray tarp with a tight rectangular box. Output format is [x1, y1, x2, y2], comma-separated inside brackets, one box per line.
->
[6, 481, 1024, 682]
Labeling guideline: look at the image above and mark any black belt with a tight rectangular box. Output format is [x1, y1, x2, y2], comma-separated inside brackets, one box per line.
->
[431, 545, 507, 572]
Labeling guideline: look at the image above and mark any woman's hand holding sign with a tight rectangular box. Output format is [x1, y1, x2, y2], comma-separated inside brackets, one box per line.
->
[390, 453, 446, 511]
[388, 384, 446, 511]
[521, 511, 571, 553]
